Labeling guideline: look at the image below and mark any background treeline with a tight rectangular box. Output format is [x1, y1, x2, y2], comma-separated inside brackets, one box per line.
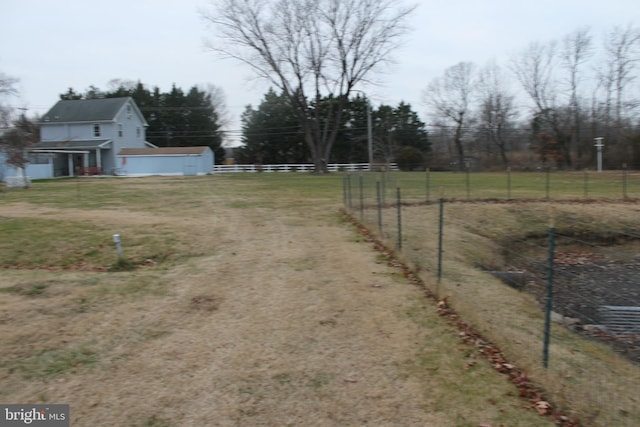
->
[424, 25, 640, 171]
[237, 90, 430, 169]
[4, 23, 640, 171]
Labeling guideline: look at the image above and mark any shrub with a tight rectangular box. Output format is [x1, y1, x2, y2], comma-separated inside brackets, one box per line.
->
[395, 146, 426, 171]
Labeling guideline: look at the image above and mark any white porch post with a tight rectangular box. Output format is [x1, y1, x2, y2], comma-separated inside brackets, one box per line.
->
[68, 154, 74, 177]
[96, 149, 102, 173]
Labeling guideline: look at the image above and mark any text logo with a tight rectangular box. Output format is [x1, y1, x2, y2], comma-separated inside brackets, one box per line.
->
[0, 405, 69, 427]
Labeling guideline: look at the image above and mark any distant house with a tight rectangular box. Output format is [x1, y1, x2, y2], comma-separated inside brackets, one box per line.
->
[116, 146, 214, 176]
[2, 97, 216, 183]
[34, 97, 153, 176]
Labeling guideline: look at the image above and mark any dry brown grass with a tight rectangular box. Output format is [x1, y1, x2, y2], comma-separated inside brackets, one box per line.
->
[368, 201, 640, 427]
[0, 176, 558, 426]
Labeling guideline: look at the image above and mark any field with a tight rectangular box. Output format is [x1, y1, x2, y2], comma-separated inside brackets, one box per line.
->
[1, 173, 639, 426]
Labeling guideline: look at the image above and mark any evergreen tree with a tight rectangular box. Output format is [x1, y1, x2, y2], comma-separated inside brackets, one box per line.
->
[237, 90, 429, 166]
[237, 89, 306, 164]
[331, 95, 370, 163]
[333, 98, 429, 164]
[60, 82, 224, 162]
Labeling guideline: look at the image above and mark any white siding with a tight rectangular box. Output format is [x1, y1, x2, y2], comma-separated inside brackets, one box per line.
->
[0, 153, 54, 182]
[117, 149, 214, 177]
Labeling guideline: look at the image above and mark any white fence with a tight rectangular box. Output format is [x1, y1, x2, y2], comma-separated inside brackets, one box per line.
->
[213, 163, 397, 173]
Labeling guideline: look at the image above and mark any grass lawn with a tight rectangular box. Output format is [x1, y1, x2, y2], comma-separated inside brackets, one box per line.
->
[1, 172, 638, 426]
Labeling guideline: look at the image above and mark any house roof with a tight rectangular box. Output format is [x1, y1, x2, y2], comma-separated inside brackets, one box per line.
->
[34, 140, 113, 150]
[117, 146, 210, 156]
[41, 97, 142, 123]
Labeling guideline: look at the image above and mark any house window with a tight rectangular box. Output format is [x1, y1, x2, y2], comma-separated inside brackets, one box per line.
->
[136, 126, 141, 139]
[93, 124, 101, 137]
[118, 123, 124, 138]
[127, 104, 132, 119]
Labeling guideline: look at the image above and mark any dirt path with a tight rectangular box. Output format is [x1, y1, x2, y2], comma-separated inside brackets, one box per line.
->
[2, 206, 444, 425]
[1, 189, 552, 426]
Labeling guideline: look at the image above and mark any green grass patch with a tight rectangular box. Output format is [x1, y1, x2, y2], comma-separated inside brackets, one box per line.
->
[0, 282, 51, 296]
[351, 170, 640, 204]
[0, 217, 204, 270]
[109, 257, 138, 272]
[0, 217, 114, 268]
[17, 343, 98, 379]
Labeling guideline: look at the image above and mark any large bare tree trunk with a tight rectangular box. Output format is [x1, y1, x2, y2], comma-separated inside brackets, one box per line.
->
[203, 0, 415, 173]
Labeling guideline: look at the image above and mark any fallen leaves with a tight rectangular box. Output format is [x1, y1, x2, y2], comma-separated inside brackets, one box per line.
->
[2, 262, 110, 272]
[342, 209, 583, 427]
[536, 400, 552, 415]
[554, 250, 602, 266]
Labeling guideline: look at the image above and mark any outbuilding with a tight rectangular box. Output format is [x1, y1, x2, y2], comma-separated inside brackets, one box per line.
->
[116, 146, 214, 176]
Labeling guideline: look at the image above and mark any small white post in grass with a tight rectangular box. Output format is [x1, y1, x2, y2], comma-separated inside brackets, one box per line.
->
[594, 137, 604, 173]
[113, 234, 123, 258]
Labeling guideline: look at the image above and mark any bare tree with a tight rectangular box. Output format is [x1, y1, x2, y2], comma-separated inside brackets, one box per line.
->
[423, 61, 475, 170]
[593, 25, 640, 164]
[0, 72, 19, 127]
[561, 27, 593, 161]
[476, 61, 517, 167]
[202, 0, 415, 172]
[0, 115, 38, 188]
[511, 41, 557, 114]
[199, 83, 231, 131]
[511, 40, 575, 167]
[603, 25, 640, 128]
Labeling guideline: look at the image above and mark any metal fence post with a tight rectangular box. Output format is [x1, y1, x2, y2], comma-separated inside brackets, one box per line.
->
[622, 163, 628, 200]
[437, 198, 444, 290]
[396, 184, 402, 252]
[342, 173, 347, 208]
[347, 174, 353, 211]
[584, 169, 589, 199]
[507, 167, 512, 200]
[376, 179, 383, 237]
[381, 170, 387, 206]
[545, 167, 551, 201]
[359, 174, 364, 221]
[466, 162, 471, 200]
[543, 214, 556, 369]
[426, 168, 431, 204]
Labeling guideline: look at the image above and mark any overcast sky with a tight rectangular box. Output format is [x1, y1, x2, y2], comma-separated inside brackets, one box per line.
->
[1, 0, 639, 143]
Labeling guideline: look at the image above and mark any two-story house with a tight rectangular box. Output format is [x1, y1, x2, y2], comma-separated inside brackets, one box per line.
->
[35, 97, 153, 176]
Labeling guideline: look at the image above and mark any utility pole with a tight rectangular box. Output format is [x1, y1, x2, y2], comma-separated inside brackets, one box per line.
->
[366, 99, 373, 171]
[352, 90, 373, 171]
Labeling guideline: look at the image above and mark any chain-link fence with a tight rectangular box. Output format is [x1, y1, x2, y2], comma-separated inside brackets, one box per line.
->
[344, 170, 640, 426]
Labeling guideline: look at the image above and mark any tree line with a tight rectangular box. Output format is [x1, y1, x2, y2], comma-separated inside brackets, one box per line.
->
[424, 25, 640, 171]
[237, 89, 429, 169]
[4, 1, 640, 173]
